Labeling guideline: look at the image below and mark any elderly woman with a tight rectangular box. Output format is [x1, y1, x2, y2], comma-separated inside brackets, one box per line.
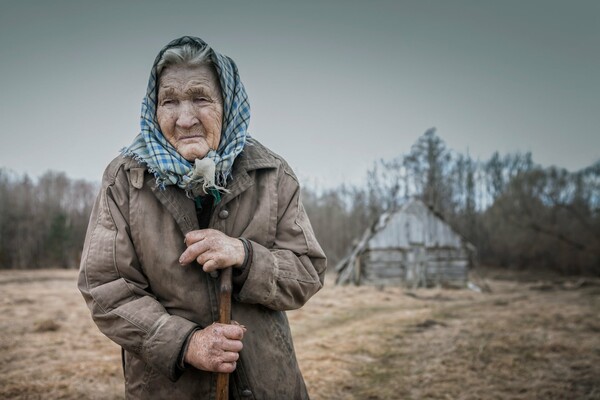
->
[78, 36, 326, 399]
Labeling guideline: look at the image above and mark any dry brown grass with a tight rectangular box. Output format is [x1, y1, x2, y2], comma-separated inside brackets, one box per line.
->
[0, 270, 123, 400]
[1, 268, 599, 399]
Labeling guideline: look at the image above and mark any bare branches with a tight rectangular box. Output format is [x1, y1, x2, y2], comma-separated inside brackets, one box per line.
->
[305, 129, 600, 276]
[0, 169, 98, 269]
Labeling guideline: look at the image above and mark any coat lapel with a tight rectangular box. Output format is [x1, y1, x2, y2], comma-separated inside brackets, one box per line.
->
[219, 140, 278, 207]
[150, 184, 199, 235]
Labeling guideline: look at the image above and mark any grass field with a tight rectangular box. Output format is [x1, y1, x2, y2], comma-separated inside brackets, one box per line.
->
[1, 268, 599, 399]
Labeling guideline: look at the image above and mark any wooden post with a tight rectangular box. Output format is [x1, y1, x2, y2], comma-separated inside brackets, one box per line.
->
[216, 267, 233, 400]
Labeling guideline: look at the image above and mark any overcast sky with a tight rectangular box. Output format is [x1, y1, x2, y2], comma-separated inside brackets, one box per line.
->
[1, 0, 598, 188]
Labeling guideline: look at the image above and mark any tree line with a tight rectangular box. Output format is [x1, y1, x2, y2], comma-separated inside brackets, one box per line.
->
[304, 129, 600, 276]
[0, 170, 96, 269]
[1, 129, 598, 274]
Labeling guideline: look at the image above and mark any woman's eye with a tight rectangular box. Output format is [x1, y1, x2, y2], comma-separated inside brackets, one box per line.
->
[193, 97, 209, 104]
[161, 99, 175, 106]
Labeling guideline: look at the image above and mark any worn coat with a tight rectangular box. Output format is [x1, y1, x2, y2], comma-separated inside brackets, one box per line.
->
[78, 139, 327, 399]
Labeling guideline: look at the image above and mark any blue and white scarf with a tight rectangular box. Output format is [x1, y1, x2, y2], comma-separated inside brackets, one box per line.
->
[122, 36, 250, 197]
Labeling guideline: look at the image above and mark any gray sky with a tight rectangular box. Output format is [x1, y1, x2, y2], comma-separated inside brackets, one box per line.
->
[1, 0, 598, 188]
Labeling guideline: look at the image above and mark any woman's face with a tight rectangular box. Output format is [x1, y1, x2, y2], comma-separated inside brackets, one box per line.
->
[156, 64, 223, 161]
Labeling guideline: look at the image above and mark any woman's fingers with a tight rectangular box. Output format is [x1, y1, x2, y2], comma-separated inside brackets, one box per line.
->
[216, 361, 237, 374]
[220, 351, 240, 363]
[179, 229, 245, 270]
[216, 322, 246, 340]
[179, 239, 208, 265]
[183, 323, 246, 373]
[221, 338, 243, 353]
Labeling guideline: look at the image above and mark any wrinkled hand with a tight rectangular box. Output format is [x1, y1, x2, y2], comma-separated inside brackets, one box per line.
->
[179, 229, 245, 273]
[184, 322, 246, 373]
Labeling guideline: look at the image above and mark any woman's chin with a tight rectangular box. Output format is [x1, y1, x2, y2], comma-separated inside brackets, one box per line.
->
[178, 144, 211, 161]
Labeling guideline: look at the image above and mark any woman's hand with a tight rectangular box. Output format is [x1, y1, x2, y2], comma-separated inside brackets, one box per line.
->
[184, 322, 246, 373]
[179, 229, 245, 272]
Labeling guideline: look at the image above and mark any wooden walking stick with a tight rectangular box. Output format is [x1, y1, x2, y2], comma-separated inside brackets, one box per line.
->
[216, 267, 233, 400]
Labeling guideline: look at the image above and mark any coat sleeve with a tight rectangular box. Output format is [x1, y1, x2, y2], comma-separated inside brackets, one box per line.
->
[234, 164, 327, 311]
[77, 160, 198, 382]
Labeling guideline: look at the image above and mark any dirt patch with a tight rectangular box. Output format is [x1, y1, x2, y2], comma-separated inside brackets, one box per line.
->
[1, 269, 599, 399]
[33, 318, 61, 332]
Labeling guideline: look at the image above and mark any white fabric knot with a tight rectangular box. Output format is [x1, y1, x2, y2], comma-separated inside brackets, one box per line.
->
[190, 158, 228, 196]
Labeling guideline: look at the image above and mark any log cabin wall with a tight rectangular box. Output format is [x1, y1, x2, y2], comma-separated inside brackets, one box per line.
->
[338, 200, 473, 287]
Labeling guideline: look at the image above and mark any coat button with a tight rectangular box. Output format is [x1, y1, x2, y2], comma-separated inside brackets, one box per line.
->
[241, 389, 252, 397]
[218, 210, 229, 219]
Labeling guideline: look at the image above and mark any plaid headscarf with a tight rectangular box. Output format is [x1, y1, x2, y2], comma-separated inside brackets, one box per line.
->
[122, 36, 250, 196]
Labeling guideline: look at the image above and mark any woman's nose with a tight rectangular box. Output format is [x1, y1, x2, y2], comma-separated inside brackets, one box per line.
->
[176, 103, 199, 129]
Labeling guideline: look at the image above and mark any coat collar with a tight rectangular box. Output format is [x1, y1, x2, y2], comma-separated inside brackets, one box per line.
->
[220, 138, 278, 205]
[143, 138, 278, 235]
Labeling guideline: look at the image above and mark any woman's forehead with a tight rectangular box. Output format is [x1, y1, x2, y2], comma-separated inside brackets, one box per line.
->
[158, 64, 220, 89]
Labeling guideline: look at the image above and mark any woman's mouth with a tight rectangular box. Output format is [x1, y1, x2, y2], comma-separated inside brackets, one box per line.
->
[179, 134, 203, 141]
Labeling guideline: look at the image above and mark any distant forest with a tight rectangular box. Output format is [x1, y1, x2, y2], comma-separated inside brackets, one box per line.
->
[1, 129, 599, 275]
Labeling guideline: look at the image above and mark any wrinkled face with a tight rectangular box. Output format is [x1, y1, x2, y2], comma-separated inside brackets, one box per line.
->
[156, 64, 223, 161]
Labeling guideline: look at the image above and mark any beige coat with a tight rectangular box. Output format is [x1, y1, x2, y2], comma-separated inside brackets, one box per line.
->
[78, 139, 327, 399]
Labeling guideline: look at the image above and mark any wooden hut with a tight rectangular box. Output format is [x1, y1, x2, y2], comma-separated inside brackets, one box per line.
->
[336, 199, 475, 287]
